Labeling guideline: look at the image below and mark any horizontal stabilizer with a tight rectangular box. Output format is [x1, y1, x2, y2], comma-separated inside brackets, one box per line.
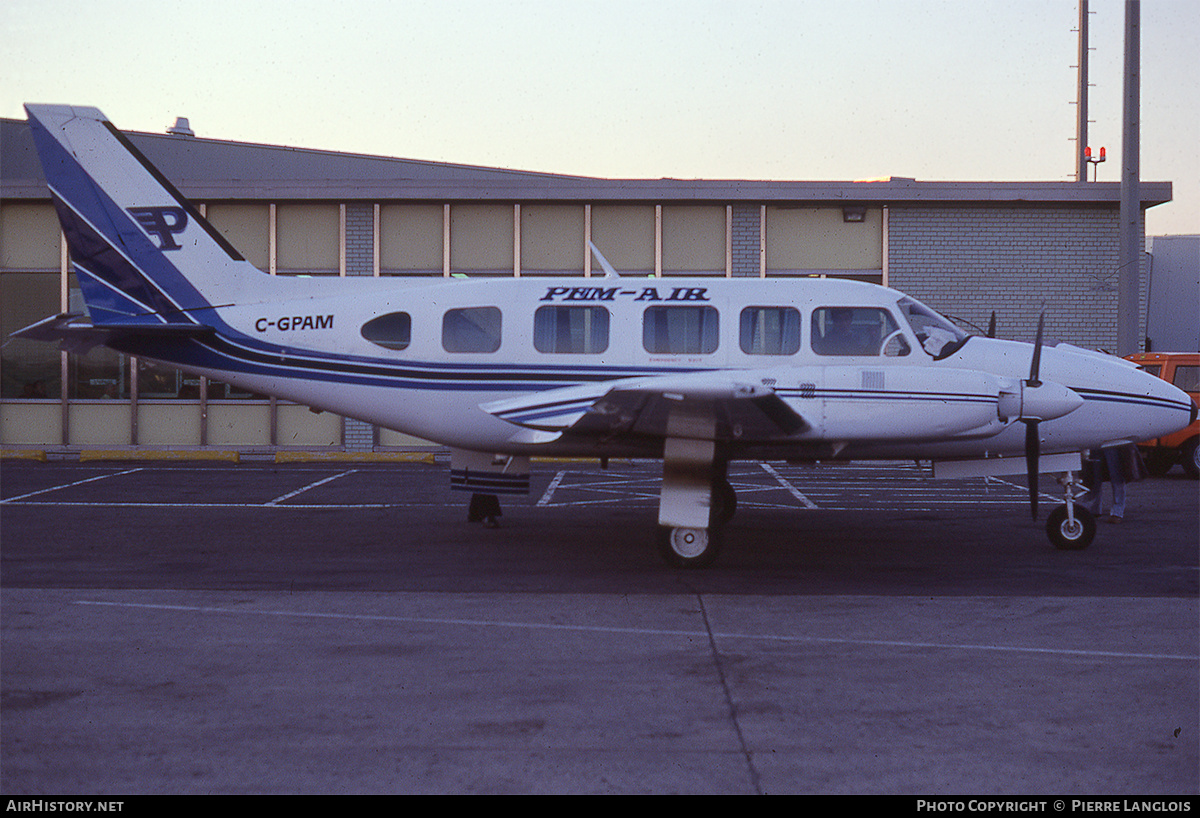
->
[9, 313, 213, 354]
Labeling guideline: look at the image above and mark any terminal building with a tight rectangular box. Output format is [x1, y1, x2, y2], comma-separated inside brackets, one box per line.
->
[0, 115, 1173, 455]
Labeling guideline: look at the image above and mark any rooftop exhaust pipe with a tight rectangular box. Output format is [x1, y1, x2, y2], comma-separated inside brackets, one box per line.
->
[166, 117, 194, 137]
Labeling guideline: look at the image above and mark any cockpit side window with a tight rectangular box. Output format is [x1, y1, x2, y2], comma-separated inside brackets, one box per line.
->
[897, 297, 969, 358]
[811, 307, 909, 357]
[361, 312, 412, 351]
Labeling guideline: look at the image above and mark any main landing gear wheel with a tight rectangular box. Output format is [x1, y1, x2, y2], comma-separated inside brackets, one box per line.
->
[1184, 438, 1200, 480]
[658, 526, 721, 569]
[1046, 504, 1096, 551]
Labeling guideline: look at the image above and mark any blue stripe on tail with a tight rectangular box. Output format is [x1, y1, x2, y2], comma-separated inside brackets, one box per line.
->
[27, 113, 216, 326]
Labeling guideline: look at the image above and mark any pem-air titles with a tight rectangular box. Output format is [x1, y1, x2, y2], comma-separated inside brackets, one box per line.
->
[540, 286, 710, 302]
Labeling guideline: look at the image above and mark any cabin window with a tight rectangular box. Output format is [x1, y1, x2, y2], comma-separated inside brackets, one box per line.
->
[534, 306, 610, 354]
[739, 307, 801, 355]
[643, 306, 719, 355]
[443, 307, 502, 353]
[360, 312, 412, 351]
[811, 307, 909, 357]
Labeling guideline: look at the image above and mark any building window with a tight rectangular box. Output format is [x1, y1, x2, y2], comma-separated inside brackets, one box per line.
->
[533, 306, 609, 354]
[68, 348, 130, 399]
[276, 204, 339, 274]
[0, 271, 62, 399]
[740, 307, 801, 355]
[643, 306, 719, 355]
[379, 205, 444, 276]
[443, 307, 501, 353]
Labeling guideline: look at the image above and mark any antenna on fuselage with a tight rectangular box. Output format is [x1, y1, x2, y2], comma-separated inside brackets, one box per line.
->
[588, 241, 619, 279]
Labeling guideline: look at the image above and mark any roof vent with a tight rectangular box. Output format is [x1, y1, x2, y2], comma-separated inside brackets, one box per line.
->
[166, 117, 195, 137]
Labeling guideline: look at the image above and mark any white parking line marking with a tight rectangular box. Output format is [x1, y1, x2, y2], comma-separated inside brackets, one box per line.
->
[1, 462, 1045, 513]
[0, 467, 143, 503]
[267, 469, 358, 505]
[536, 470, 567, 506]
[759, 462, 819, 509]
[73, 599, 1199, 663]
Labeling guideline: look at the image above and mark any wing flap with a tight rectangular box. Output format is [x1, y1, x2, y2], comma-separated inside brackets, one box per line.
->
[482, 374, 808, 443]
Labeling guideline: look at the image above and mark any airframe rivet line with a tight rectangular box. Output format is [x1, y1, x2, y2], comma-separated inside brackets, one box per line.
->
[758, 462, 819, 509]
[0, 467, 144, 504]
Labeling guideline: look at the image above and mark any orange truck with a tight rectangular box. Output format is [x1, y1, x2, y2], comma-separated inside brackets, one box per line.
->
[1125, 352, 1199, 478]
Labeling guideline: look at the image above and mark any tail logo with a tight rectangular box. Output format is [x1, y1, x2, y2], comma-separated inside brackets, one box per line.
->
[128, 206, 189, 250]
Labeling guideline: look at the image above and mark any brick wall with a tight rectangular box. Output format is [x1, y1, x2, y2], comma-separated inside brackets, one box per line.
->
[887, 205, 1147, 352]
[344, 203, 375, 277]
[344, 203, 377, 450]
[731, 203, 761, 277]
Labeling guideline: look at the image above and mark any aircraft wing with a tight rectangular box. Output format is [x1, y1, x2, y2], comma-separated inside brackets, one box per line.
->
[482, 373, 807, 443]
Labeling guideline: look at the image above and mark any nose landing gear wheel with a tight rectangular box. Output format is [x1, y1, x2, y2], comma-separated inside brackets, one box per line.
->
[1046, 505, 1096, 550]
[658, 526, 721, 568]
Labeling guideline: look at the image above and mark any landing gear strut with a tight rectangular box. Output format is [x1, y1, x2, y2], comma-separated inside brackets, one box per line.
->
[656, 412, 727, 568]
[1046, 469, 1095, 550]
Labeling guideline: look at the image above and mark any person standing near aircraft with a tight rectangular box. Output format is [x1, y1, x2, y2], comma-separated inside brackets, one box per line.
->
[1082, 444, 1146, 523]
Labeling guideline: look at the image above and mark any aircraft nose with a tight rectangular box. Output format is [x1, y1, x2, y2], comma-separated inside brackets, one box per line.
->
[1135, 366, 1197, 438]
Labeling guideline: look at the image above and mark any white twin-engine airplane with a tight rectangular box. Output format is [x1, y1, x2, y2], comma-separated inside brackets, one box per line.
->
[14, 104, 1196, 566]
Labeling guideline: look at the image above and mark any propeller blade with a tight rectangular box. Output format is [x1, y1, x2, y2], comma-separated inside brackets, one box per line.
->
[1024, 420, 1040, 520]
[987, 311, 996, 338]
[1028, 313, 1045, 387]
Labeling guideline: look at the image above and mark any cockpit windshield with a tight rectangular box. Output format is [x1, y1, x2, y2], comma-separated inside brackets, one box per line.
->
[897, 297, 969, 358]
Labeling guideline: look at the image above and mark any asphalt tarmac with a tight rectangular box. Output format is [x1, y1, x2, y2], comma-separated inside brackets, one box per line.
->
[1, 457, 1197, 795]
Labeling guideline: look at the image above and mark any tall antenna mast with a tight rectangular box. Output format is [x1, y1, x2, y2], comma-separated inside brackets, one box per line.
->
[1118, 0, 1142, 355]
[1075, 1, 1090, 183]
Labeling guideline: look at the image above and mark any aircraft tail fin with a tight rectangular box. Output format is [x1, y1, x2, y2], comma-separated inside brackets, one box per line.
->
[24, 104, 264, 329]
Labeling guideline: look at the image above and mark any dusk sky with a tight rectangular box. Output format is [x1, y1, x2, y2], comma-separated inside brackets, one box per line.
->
[3, 0, 1196, 235]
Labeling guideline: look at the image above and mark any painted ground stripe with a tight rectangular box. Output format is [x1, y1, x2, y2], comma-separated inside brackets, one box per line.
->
[758, 462, 819, 509]
[536, 470, 568, 506]
[267, 469, 358, 505]
[72, 600, 1199, 663]
[0, 467, 144, 503]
